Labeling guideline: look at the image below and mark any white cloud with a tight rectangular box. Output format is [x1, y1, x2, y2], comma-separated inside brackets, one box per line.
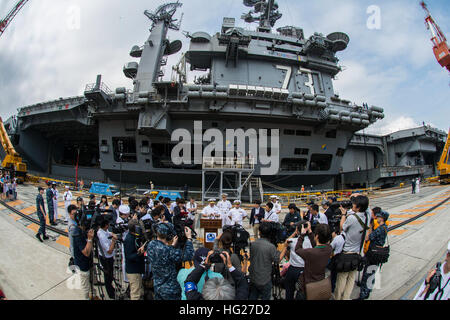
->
[364, 116, 420, 135]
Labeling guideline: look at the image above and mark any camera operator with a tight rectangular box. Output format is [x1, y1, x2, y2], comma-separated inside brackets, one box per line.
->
[279, 223, 313, 300]
[250, 200, 264, 239]
[212, 231, 243, 278]
[283, 204, 302, 236]
[184, 251, 249, 300]
[68, 204, 95, 300]
[108, 199, 120, 226]
[414, 241, 450, 300]
[146, 223, 194, 300]
[262, 202, 279, 223]
[248, 222, 281, 300]
[124, 219, 146, 300]
[294, 222, 332, 299]
[334, 195, 370, 300]
[173, 198, 188, 221]
[96, 217, 118, 299]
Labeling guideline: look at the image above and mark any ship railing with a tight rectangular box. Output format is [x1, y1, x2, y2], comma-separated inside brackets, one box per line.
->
[202, 156, 255, 170]
[84, 82, 113, 95]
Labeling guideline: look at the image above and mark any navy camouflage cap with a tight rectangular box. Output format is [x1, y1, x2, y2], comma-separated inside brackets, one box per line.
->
[154, 222, 177, 237]
[376, 210, 389, 222]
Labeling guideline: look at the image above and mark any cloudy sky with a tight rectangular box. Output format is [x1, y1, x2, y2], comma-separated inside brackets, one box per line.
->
[0, 0, 448, 135]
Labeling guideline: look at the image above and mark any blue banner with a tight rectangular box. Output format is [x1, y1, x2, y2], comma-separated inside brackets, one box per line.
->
[155, 190, 182, 201]
[89, 183, 118, 196]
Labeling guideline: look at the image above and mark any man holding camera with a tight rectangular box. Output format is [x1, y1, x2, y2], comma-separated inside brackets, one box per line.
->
[248, 222, 281, 300]
[97, 218, 118, 300]
[334, 195, 370, 300]
[184, 250, 249, 300]
[124, 219, 146, 300]
[414, 241, 450, 300]
[147, 222, 194, 300]
[68, 204, 95, 300]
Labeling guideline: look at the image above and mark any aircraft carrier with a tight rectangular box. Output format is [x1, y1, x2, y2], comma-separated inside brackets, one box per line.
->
[3, 0, 404, 192]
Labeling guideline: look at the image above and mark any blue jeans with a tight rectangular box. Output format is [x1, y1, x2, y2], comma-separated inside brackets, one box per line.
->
[249, 281, 272, 300]
[285, 266, 304, 300]
[37, 211, 46, 236]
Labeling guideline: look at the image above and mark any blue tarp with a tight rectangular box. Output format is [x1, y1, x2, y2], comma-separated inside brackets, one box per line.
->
[89, 183, 117, 196]
[155, 190, 182, 201]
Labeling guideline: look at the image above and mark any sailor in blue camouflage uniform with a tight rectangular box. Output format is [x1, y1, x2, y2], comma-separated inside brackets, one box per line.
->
[359, 210, 389, 300]
[147, 222, 194, 300]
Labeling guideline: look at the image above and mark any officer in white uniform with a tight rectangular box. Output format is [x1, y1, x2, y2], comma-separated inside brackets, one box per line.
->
[202, 199, 221, 219]
[228, 200, 248, 226]
[217, 193, 232, 227]
[270, 195, 282, 215]
[63, 186, 73, 223]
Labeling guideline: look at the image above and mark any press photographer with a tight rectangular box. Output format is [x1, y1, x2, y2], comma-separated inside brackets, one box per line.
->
[184, 251, 249, 300]
[67, 204, 95, 300]
[124, 219, 146, 300]
[334, 195, 370, 300]
[146, 223, 194, 300]
[414, 241, 450, 300]
[248, 222, 282, 300]
[96, 217, 118, 300]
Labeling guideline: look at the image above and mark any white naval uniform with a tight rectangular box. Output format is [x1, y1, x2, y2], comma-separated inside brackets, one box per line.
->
[52, 188, 59, 221]
[202, 205, 220, 219]
[272, 201, 282, 214]
[229, 207, 247, 226]
[63, 190, 73, 222]
[217, 200, 232, 227]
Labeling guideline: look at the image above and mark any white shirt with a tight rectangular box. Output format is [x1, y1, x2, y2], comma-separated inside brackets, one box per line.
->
[288, 237, 312, 268]
[170, 202, 177, 213]
[331, 233, 346, 255]
[147, 199, 154, 209]
[414, 263, 450, 300]
[229, 207, 247, 226]
[202, 205, 220, 219]
[311, 212, 328, 225]
[272, 201, 282, 214]
[186, 202, 198, 220]
[264, 209, 279, 223]
[97, 228, 114, 259]
[141, 213, 152, 221]
[63, 191, 73, 203]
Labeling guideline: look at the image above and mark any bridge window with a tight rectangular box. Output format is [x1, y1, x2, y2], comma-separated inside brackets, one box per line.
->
[284, 129, 295, 135]
[113, 137, 137, 163]
[296, 130, 311, 136]
[309, 154, 332, 171]
[281, 158, 307, 171]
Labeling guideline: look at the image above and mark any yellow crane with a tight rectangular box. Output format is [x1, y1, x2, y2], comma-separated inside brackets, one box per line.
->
[437, 129, 450, 184]
[0, 117, 27, 183]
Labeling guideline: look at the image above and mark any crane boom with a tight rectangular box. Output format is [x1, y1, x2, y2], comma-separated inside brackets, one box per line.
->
[0, 117, 27, 182]
[0, 0, 29, 38]
[420, 1, 450, 72]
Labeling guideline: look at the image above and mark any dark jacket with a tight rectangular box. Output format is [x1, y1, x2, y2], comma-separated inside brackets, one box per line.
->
[36, 194, 45, 214]
[123, 233, 145, 274]
[163, 204, 172, 223]
[185, 265, 249, 300]
[249, 207, 265, 226]
[283, 211, 302, 232]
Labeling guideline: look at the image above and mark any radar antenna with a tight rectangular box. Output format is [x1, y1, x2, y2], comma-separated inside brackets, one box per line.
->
[144, 2, 183, 31]
[241, 0, 282, 31]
